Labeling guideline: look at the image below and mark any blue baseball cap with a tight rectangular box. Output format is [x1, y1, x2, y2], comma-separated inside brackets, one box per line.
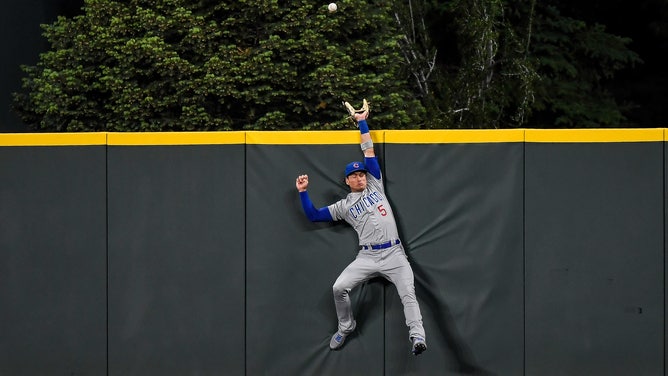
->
[344, 161, 367, 177]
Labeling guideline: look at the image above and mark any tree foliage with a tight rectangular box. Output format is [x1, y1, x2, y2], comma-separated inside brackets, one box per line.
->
[424, 0, 538, 128]
[12, 0, 644, 130]
[527, 4, 642, 127]
[13, 0, 424, 131]
[421, 0, 641, 128]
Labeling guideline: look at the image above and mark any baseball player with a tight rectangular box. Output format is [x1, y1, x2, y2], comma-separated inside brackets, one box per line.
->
[295, 101, 427, 356]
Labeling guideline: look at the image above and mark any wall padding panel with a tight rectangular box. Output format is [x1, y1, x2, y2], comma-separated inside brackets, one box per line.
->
[107, 145, 246, 376]
[383, 142, 525, 375]
[245, 141, 385, 376]
[0, 146, 107, 375]
[525, 141, 664, 376]
[1, 129, 666, 376]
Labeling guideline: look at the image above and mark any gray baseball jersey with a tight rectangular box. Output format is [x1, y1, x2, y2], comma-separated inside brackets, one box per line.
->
[327, 173, 399, 246]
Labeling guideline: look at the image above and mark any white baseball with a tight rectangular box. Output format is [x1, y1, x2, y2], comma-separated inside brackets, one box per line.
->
[328, 3, 337, 12]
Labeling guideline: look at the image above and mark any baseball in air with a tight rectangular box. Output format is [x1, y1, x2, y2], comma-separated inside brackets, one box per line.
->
[328, 3, 337, 12]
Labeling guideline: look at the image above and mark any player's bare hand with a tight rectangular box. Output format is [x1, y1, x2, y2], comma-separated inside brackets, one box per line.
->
[296, 174, 309, 192]
[354, 110, 369, 122]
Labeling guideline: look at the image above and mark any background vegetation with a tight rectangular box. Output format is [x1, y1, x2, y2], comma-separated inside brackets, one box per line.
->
[11, 0, 666, 131]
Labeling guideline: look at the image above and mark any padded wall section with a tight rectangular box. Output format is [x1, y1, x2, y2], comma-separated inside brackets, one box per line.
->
[107, 145, 245, 376]
[1, 131, 666, 376]
[383, 143, 525, 375]
[0, 146, 107, 375]
[245, 144, 384, 376]
[525, 142, 664, 376]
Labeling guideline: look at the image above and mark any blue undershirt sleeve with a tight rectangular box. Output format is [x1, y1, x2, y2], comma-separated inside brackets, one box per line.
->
[358, 119, 370, 134]
[364, 156, 381, 180]
[299, 191, 333, 222]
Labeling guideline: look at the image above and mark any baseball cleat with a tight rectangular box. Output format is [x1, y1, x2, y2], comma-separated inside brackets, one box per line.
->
[329, 320, 356, 350]
[411, 336, 427, 356]
[342, 99, 370, 126]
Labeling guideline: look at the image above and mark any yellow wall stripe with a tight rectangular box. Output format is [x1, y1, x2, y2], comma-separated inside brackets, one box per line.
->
[107, 131, 245, 145]
[0, 132, 107, 146]
[0, 129, 666, 146]
[245, 130, 384, 144]
[384, 129, 525, 143]
[525, 128, 665, 143]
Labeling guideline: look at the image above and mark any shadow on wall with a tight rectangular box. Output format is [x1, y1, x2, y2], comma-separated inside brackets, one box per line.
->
[394, 200, 495, 375]
[411, 260, 495, 375]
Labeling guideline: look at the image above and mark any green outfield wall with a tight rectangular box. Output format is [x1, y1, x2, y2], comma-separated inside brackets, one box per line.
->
[0, 129, 665, 376]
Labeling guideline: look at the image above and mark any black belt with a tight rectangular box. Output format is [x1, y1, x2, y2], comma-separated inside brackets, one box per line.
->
[360, 239, 401, 250]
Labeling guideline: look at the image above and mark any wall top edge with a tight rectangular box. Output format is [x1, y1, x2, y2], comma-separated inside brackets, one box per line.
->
[0, 129, 665, 146]
[107, 131, 246, 145]
[0, 132, 108, 146]
[524, 128, 665, 143]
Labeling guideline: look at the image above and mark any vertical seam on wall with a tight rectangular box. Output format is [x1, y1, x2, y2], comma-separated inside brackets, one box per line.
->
[244, 135, 248, 376]
[105, 133, 110, 376]
[522, 131, 527, 376]
[663, 133, 666, 376]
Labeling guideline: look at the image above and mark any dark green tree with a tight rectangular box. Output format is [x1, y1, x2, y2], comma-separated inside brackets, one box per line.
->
[527, 3, 642, 127]
[12, 0, 425, 131]
[418, 0, 539, 128]
[422, 0, 642, 128]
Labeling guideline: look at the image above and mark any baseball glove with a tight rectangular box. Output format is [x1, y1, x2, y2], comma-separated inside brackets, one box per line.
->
[342, 99, 370, 126]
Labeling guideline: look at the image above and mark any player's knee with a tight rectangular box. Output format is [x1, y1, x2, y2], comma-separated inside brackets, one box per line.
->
[332, 281, 349, 297]
[398, 286, 417, 303]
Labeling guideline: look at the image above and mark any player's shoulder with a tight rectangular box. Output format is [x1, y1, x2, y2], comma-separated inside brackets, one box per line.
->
[366, 172, 383, 185]
[332, 194, 353, 208]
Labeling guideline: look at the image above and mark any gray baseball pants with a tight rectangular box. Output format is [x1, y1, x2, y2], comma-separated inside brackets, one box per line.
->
[332, 244, 426, 341]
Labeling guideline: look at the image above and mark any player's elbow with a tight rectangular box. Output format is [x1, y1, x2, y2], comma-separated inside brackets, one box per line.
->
[305, 208, 332, 222]
[305, 212, 319, 222]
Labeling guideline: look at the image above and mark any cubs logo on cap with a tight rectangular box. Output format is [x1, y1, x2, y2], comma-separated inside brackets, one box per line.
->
[344, 161, 367, 177]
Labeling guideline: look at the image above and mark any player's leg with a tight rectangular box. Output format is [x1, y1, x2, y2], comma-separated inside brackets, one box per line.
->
[382, 250, 427, 354]
[330, 255, 376, 349]
[332, 255, 376, 332]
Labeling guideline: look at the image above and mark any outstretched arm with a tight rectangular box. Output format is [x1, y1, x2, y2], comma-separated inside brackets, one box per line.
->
[354, 111, 374, 158]
[353, 110, 381, 179]
[295, 174, 333, 222]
